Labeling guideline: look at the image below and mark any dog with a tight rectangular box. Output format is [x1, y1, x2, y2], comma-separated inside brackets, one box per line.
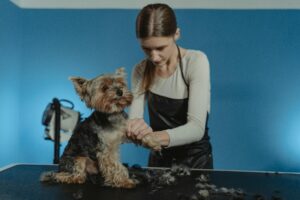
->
[40, 67, 161, 188]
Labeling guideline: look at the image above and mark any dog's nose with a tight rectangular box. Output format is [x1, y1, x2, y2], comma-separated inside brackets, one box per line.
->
[116, 89, 123, 96]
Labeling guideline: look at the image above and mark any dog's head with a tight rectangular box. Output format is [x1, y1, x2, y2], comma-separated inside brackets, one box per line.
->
[70, 67, 133, 113]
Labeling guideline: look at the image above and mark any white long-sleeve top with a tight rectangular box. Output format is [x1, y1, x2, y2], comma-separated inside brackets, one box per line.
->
[129, 49, 211, 147]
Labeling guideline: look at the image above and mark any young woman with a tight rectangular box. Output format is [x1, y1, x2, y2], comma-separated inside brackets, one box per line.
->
[127, 3, 213, 169]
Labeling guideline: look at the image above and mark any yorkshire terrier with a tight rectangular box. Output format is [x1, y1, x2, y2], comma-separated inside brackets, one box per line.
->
[40, 67, 161, 188]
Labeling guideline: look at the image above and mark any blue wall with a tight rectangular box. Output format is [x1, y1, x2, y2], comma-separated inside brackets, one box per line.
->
[1, 0, 300, 171]
[0, 1, 22, 166]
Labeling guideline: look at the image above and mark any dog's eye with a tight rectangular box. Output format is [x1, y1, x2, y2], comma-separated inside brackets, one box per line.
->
[102, 85, 109, 92]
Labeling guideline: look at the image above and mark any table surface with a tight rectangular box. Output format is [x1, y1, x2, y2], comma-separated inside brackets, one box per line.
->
[1, 164, 300, 200]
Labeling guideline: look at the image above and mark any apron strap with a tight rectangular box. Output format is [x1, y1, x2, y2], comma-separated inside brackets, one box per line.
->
[177, 45, 189, 92]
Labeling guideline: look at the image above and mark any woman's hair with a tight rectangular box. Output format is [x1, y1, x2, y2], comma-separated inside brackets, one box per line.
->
[136, 3, 177, 92]
[136, 3, 177, 38]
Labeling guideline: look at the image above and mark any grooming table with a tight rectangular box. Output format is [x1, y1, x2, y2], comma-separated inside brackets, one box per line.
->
[1, 164, 300, 200]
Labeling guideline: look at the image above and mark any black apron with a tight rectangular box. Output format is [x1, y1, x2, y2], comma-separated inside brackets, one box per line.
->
[147, 46, 213, 169]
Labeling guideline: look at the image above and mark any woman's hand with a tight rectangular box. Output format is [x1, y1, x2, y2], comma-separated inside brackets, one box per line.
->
[126, 118, 153, 142]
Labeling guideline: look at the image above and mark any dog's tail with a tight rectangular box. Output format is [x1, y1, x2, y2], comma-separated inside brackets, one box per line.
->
[40, 171, 57, 183]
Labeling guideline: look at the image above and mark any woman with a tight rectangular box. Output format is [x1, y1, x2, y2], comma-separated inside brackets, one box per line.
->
[127, 3, 213, 169]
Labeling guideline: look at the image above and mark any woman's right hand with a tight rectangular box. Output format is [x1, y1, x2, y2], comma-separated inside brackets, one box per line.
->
[126, 118, 153, 143]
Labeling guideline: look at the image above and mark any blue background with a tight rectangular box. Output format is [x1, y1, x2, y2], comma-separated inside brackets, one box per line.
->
[1, 1, 300, 172]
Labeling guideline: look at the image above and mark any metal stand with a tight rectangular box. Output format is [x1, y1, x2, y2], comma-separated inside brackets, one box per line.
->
[52, 98, 61, 164]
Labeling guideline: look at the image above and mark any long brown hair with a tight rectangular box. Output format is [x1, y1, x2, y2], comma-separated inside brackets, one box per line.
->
[136, 3, 177, 92]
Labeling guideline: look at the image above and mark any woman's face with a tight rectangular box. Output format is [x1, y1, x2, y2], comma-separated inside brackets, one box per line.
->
[139, 36, 177, 68]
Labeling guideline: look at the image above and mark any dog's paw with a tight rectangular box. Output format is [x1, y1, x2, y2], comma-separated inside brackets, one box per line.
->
[141, 134, 162, 151]
[40, 171, 56, 182]
[124, 178, 139, 188]
[109, 178, 137, 189]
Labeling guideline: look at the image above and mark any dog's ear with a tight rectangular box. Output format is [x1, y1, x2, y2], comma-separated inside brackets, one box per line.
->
[69, 77, 88, 99]
[115, 67, 126, 76]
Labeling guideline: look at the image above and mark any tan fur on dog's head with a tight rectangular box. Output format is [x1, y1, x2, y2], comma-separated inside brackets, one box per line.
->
[69, 67, 133, 113]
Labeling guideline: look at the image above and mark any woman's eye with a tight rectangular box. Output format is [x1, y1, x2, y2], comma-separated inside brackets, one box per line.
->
[143, 48, 150, 52]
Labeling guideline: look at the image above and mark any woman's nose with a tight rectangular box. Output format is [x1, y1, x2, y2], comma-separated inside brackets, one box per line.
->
[150, 51, 160, 62]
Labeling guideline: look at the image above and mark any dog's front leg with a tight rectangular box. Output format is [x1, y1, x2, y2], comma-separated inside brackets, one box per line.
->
[96, 149, 137, 188]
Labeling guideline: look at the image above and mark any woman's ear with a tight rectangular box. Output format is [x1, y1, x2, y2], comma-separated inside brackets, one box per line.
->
[174, 28, 181, 41]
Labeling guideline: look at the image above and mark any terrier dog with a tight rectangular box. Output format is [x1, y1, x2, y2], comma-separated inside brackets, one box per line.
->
[40, 67, 161, 188]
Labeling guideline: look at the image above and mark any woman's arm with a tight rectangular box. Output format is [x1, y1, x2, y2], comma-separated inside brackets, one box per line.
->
[127, 63, 154, 141]
[166, 51, 210, 147]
